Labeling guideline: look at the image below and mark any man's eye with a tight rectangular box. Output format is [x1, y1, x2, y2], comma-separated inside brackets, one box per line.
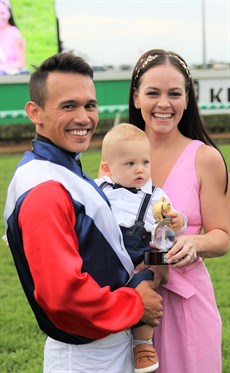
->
[63, 104, 75, 109]
[86, 103, 97, 110]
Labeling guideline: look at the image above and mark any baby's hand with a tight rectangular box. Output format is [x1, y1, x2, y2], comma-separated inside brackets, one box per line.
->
[167, 211, 184, 232]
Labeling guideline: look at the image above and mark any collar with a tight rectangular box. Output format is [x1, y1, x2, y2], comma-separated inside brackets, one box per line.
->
[35, 133, 82, 165]
[112, 183, 140, 194]
[105, 176, 153, 194]
[141, 178, 154, 194]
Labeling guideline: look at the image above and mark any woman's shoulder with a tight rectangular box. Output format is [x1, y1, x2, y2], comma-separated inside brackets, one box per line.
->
[8, 25, 23, 38]
[196, 142, 224, 163]
[183, 139, 223, 164]
[196, 143, 227, 178]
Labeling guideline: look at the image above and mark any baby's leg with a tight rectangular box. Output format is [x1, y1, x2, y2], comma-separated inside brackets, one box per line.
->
[133, 325, 159, 372]
[133, 324, 153, 345]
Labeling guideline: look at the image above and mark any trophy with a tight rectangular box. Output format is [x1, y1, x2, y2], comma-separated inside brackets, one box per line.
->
[144, 197, 176, 265]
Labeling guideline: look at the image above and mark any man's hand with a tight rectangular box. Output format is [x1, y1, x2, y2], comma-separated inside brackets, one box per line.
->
[135, 281, 163, 327]
[151, 265, 168, 289]
[135, 261, 168, 289]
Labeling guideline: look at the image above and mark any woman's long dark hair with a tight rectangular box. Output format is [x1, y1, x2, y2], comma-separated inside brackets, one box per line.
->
[128, 49, 228, 193]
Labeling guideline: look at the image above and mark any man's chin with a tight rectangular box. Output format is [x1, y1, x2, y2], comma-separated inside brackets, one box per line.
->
[71, 139, 91, 154]
[61, 137, 91, 153]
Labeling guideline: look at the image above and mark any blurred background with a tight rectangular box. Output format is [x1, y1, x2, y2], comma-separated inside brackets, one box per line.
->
[2, 0, 229, 72]
[0, 0, 229, 146]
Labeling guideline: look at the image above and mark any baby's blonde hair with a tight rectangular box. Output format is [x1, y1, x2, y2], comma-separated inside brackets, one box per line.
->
[101, 123, 149, 163]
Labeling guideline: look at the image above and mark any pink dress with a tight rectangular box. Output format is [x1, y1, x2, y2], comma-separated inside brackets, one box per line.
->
[0, 26, 23, 67]
[153, 140, 222, 373]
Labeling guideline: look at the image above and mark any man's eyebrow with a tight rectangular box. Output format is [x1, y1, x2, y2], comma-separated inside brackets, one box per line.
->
[59, 99, 98, 106]
[58, 99, 78, 106]
[88, 99, 98, 105]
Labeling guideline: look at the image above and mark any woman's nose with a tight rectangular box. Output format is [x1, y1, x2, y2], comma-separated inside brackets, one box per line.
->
[157, 95, 170, 108]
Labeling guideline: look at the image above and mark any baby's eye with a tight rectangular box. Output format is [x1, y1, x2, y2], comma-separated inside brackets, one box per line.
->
[127, 161, 134, 166]
[143, 160, 150, 166]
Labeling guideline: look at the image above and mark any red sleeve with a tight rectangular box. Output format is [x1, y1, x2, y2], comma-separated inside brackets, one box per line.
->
[18, 181, 144, 339]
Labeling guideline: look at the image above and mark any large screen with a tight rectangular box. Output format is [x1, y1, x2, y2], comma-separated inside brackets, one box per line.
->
[0, 0, 58, 75]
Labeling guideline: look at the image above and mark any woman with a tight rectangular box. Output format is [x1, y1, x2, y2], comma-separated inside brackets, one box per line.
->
[128, 49, 229, 373]
[0, 0, 26, 74]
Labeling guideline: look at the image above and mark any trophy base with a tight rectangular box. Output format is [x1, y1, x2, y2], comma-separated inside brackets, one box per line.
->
[144, 250, 169, 265]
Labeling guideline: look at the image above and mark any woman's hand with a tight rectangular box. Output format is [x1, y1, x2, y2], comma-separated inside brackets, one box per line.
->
[165, 235, 199, 267]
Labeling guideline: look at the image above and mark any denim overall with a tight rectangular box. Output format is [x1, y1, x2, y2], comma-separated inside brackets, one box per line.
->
[100, 182, 155, 266]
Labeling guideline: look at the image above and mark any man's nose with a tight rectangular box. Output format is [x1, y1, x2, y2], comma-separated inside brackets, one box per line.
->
[73, 107, 90, 124]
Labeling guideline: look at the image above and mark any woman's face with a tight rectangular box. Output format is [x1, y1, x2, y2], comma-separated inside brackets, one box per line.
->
[133, 63, 188, 135]
[0, 2, 10, 27]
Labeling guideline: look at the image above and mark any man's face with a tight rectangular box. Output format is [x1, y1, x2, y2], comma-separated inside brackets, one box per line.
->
[30, 72, 99, 153]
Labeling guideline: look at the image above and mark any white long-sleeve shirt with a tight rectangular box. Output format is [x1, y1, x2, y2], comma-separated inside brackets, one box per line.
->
[94, 176, 187, 235]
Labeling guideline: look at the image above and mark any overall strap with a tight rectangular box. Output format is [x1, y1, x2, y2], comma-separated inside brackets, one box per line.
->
[127, 186, 155, 236]
[136, 192, 152, 222]
[99, 181, 112, 189]
[99, 181, 156, 236]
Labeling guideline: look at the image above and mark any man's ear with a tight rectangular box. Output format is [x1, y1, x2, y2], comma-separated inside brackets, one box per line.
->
[25, 101, 43, 125]
[100, 161, 111, 176]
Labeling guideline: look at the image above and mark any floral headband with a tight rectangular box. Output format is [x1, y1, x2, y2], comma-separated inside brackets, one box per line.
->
[133, 53, 191, 88]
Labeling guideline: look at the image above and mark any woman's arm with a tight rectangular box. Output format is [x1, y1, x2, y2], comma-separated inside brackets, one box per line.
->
[166, 145, 229, 266]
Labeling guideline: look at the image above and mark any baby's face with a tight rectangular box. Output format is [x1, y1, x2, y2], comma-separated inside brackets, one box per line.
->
[109, 138, 151, 189]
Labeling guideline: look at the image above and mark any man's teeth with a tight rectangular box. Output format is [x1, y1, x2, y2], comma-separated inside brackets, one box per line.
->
[69, 129, 88, 136]
[154, 113, 172, 118]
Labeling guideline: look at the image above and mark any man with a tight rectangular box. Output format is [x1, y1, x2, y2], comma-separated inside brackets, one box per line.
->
[4, 52, 163, 373]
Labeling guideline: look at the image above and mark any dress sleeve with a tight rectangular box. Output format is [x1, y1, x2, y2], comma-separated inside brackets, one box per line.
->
[18, 181, 144, 339]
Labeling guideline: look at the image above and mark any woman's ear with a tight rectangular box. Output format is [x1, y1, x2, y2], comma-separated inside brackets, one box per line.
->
[133, 90, 140, 109]
[25, 101, 43, 125]
[99, 161, 111, 177]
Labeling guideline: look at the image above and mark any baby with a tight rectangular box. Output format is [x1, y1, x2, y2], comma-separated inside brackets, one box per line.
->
[95, 123, 187, 373]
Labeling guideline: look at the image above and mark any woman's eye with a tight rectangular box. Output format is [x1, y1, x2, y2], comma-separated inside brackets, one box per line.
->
[170, 92, 182, 97]
[147, 91, 158, 96]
